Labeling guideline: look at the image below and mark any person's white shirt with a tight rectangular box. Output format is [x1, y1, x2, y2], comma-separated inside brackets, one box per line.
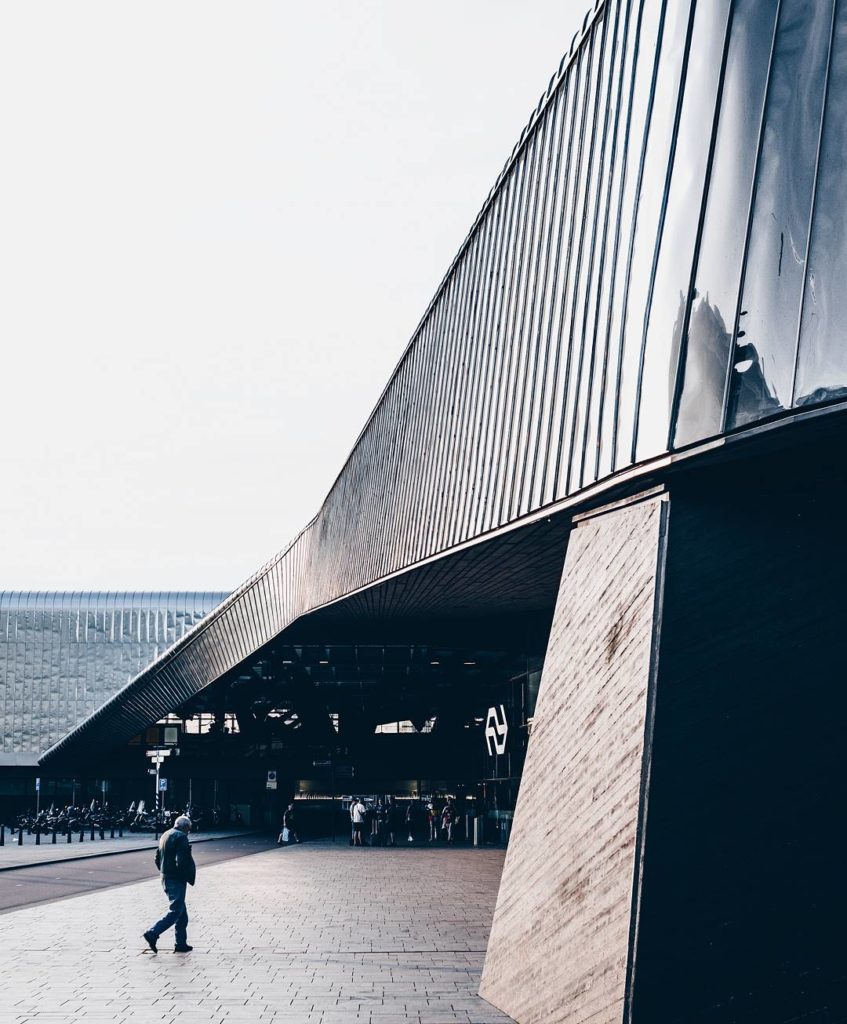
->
[351, 801, 366, 824]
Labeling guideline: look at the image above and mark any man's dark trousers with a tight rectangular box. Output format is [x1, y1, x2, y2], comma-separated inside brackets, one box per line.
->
[151, 876, 188, 947]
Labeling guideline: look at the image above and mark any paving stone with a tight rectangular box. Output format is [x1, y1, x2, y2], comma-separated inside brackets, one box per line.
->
[0, 843, 513, 1023]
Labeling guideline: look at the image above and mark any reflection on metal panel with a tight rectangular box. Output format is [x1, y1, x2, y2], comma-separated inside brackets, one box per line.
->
[727, 0, 836, 428]
[43, 0, 847, 763]
[796, 6, 847, 407]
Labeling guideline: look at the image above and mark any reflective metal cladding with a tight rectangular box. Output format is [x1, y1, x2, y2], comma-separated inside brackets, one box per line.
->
[42, 0, 847, 763]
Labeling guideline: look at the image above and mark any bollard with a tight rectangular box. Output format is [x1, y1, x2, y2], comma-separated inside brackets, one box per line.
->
[52, 827, 57, 845]
[110, 825, 115, 839]
[119, 824, 123, 838]
[79, 828, 84, 842]
[18, 828, 23, 846]
[35, 830, 40, 846]
[67, 829, 72, 844]
[0, 824, 4, 847]
[89, 825, 95, 841]
[99, 826, 104, 840]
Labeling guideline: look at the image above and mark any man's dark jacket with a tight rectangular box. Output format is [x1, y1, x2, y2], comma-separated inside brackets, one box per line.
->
[154, 827, 196, 886]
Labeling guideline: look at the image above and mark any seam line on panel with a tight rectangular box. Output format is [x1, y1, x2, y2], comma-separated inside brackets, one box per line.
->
[665, 0, 737, 452]
[718, 0, 783, 434]
[629, 0, 699, 464]
[788, 0, 839, 409]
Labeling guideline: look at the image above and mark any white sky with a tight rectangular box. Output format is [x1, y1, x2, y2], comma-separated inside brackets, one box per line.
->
[0, 1, 588, 592]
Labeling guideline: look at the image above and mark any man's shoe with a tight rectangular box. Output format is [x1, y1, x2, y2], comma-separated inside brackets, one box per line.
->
[143, 931, 158, 953]
[173, 944, 193, 953]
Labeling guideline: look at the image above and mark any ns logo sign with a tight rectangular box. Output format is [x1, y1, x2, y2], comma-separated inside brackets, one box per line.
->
[485, 704, 508, 756]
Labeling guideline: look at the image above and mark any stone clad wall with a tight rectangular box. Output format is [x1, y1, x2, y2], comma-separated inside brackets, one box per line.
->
[480, 493, 668, 1024]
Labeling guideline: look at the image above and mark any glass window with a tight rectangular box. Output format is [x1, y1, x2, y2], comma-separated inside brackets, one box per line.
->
[635, 0, 731, 463]
[673, 0, 780, 448]
[727, 0, 835, 428]
[795, 7, 847, 408]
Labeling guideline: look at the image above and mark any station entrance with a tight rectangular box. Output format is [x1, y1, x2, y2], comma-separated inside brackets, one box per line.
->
[37, 641, 547, 845]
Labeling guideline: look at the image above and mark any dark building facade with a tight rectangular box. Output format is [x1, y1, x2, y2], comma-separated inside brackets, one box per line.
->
[34, 0, 847, 1020]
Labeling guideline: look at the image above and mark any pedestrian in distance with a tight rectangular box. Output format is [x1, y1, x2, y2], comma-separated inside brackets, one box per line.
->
[350, 797, 366, 846]
[427, 800, 439, 842]
[143, 814, 196, 954]
[370, 800, 380, 845]
[386, 796, 401, 847]
[405, 800, 417, 843]
[278, 803, 300, 845]
[374, 799, 387, 846]
[441, 799, 455, 844]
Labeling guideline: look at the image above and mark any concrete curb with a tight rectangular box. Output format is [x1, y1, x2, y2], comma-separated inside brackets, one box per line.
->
[0, 830, 265, 873]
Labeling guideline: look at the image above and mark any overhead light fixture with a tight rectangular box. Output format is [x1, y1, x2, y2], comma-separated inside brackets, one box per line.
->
[319, 660, 329, 665]
[463, 661, 476, 666]
[430, 660, 440, 666]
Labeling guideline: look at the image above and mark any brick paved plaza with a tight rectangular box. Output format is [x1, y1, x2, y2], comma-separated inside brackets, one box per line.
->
[0, 842, 513, 1024]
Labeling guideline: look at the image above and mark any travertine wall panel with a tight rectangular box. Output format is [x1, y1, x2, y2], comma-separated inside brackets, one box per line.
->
[480, 494, 667, 1024]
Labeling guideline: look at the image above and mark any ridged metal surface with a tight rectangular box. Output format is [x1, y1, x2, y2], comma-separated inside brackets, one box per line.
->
[0, 592, 227, 757]
[42, 0, 847, 764]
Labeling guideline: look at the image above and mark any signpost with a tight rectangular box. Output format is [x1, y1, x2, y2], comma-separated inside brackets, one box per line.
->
[266, 770, 277, 791]
[146, 747, 173, 813]
[35, 776, 40, 815]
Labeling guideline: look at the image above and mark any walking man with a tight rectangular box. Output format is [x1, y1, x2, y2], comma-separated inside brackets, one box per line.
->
[278, 802, 300, 845]
[143, 814, 196, 953]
